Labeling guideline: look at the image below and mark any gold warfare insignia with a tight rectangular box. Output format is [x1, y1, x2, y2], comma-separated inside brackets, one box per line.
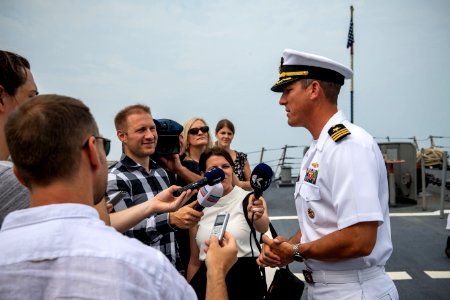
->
[328, 124, 351, 142]
[278, 56, 284, 73]
[307, 208, 315, 219]
[312, 162, 319, 168]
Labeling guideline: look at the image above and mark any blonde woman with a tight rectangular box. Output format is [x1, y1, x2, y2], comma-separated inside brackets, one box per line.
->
[182, 117, 213, 163]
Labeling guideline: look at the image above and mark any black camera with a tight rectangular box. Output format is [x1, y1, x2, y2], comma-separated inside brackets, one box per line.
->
[154, 118, 183, 156]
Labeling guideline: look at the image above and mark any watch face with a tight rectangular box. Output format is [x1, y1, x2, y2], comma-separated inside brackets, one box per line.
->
[294, 254, 304, 262]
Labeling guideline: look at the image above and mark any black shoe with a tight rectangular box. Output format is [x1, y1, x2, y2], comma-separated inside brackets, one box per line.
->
[446, 236, 450, 258]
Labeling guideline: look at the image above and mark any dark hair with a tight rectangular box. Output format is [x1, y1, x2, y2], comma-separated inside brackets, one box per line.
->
[199, 146, 235, 173]
[114, 104, 151, 131]
[0, 50, 31, 97]
[215, 119, 235, 134]
[5, 94, 98, 187]
[299, 79, 341, 104]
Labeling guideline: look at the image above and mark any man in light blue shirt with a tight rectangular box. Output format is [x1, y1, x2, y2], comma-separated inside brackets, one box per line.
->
[0, 94, 235, 300]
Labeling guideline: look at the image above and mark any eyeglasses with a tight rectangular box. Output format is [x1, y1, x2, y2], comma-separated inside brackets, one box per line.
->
[189, 126, 209, 135]
[82, 136, 111, 156]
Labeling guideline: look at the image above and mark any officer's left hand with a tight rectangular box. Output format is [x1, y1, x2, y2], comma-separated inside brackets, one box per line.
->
[257, 234, 294, 267]
[257, 234, 281, 267]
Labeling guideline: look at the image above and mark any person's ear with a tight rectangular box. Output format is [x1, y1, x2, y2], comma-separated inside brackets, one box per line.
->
[0, 85, 5, 108]
[84, 136, 101, 170]
[117, 130, 127, 144]
[309, 81, 321, 100]
[12, 165, 28, 188]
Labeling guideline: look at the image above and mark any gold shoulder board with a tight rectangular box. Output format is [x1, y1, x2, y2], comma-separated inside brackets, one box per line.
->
[328, 124, 351, 142]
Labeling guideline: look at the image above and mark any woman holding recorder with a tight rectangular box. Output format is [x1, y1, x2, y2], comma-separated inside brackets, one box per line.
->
[187, 147, 269, 300]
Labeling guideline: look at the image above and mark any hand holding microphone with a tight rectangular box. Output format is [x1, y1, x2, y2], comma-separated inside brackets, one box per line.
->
[247, 194, 265, 221]
[173, 167, 225, 197]
[250, 163, 273, 199]
[248, 163, 273, 225]
[169, 183, 224, 230]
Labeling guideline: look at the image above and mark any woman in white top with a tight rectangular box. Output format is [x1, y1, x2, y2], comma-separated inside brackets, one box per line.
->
[187, 147, 269, 300]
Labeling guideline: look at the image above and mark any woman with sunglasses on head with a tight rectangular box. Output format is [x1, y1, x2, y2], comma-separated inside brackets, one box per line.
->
[215, 119, 252, 191]
[187, 147, 269, 300]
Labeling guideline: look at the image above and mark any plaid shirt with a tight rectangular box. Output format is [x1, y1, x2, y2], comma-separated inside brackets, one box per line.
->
[107, 154, 183, 274]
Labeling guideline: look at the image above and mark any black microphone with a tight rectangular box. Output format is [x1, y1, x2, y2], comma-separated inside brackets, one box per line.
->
[194, 183, 224, 211]
[250, 163, 273, 199]
[173, 167, 225, 197]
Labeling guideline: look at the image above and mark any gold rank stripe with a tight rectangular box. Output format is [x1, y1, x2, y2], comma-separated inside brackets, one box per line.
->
[331, 128, 350, 141]
[274, 77, 294, 85]
[279, 71, 309, 78]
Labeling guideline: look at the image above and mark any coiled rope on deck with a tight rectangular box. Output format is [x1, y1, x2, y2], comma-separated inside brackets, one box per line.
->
[417, 147, 445, 167]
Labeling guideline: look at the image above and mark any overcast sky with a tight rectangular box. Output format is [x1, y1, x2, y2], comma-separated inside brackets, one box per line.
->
[1, 0, 449, 170]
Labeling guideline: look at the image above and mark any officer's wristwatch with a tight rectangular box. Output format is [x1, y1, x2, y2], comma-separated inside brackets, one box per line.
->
[293, 243, 305, 262]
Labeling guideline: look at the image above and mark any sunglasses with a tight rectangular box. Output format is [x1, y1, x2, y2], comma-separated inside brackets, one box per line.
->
[189, 126, 209, 135]
[82, 136, 111, 156]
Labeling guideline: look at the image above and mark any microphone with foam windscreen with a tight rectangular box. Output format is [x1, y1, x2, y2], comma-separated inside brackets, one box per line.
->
[250, 163, 273, 199]
[173, 167, 225, 197]
[194, 183, 224, 211]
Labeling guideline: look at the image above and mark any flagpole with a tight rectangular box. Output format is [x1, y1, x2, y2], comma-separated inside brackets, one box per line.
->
[349, 5, 354, 123]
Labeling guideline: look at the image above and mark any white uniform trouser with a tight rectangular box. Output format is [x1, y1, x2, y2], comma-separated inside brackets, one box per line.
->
[306, 266, 399, 300]
[446, 213, 450, 230]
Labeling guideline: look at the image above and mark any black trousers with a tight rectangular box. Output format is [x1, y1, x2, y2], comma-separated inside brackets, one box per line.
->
[190, 257, 267, 300]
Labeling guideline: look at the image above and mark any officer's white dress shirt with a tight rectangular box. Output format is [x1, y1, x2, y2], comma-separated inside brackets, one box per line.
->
[295, 111, 393, 271]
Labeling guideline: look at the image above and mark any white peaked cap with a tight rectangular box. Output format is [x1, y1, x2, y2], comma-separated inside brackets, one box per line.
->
[271, 49, 353, 92]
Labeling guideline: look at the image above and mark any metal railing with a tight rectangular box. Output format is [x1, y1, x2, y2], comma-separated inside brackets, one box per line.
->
[247, 136, 450, 179]
[245, 138, 449, 214]
[373, 135, 450, 151]
[247, 145, 308, 179]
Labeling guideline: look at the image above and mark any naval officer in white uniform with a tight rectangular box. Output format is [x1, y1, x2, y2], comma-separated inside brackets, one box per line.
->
[257, 49, 398, 299]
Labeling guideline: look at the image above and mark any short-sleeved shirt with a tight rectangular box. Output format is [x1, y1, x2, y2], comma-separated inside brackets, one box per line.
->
[295, 111, 393, 271]
[107, 154, 183, 273]
[0, 203, 196, 300]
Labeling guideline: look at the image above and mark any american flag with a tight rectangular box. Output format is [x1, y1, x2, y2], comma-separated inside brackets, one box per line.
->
[347, 13, 354, 48]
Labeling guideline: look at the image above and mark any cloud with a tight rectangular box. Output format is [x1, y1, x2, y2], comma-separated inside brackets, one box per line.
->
[2, 0, 449, 165]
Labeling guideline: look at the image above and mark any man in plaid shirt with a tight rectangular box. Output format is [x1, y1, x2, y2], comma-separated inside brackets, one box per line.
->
[107, 104, 203, 275]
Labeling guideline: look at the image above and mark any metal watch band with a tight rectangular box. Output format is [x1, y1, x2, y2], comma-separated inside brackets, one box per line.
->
[293, 243, 305, 262]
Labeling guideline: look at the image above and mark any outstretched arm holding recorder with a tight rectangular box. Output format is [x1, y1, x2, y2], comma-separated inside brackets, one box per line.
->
[204, 232, 238, 300]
